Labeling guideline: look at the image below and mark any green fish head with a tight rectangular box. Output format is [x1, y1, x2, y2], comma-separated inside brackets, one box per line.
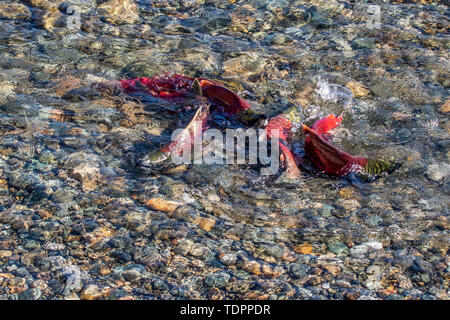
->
[282, 106, 302, 124]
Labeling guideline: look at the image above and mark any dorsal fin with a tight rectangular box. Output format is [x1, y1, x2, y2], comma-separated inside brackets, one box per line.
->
[190, 78, 203, 97]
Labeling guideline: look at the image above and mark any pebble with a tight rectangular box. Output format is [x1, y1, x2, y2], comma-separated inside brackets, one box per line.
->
[133, 246, 162, 268]
[0, 3, 31, 20]
[351, 37, 376, 49]
[364, 266, 382, 290]
[327, 240, 349, 256]
[193, 216, 216, 232]
[23, 0, 62, 9]
[352, 243, 373, 256]
[427, 163, 450, 181]
[220, 253, 237, 266]
[189, 244, 210, 258]
[320, 204, 334, 217]
[265, 33, 293, 45]
[13, 267, 30, 278]
[145, 198, 182, 213]
[365, 216, 382, 227]
[320, 262, 341, 276]
[293, 244, 313, 255]
[174, 239, 194, 256]
[107, 236, 131, 249]
[84, 227, 114, 245]
[363, 241, 383, 250]
[98, 0, 140, 25]
[345, 81, 372, 98]
[289, 263, 309, 279]
[205, 272, 230, 288]
[123, 264, 147, 282]
[38, 7, 64, 31]
[64, 293, 80, 300]
[0, 0, 447, 302]
[19, 288, 42, 300]
[111, 250, 131, 263]
[335, 199, 361, 213]
[0, 250, 12, 258]
[70, 162, 101, 192]
[80, 284, 107, 300]
[242, 261, 261, 275]
[38, 150, 56, 164]
[0, 81, 15, 98]
[8, 172, 43, 191]
[24, 240, 40, 250]
[207, 192, 221, 202]
[439, 99, 450, 113]
[222, 52, 267, 77]
[51, 188, 76, 204]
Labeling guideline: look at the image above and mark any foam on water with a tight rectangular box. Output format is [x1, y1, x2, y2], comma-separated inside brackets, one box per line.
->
[315, 77, 353, 105]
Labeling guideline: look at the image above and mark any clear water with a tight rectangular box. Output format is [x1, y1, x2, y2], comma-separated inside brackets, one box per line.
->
[0, 0, 448, 300]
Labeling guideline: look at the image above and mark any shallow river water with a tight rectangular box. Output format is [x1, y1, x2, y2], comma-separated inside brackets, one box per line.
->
[0, 0, 448, 300]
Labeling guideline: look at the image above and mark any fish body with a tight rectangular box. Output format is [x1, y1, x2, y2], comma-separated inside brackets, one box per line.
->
[303, 117, 398, 177]
[116, 74, 397, 179]
[264, 113, 302, 179]
[303, 123, 367, 175]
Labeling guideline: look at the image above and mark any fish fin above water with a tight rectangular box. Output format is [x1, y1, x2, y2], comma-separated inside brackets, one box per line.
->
[199, 80, 252, 114]
[190, 78, 203, 97]
[311, 113, 343, 135]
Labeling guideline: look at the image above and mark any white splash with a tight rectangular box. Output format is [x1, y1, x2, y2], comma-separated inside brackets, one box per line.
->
[316, 77, 354, 104]
[363, 241, 384, 250]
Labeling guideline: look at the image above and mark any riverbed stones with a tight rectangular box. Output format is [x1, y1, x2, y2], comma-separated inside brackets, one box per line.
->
[193, 216, 216, 232]
[205, 271, 230, 287]
[364, 265, 382, 290]
[145, 198, 182, 213]
[327, 240, 349, 256]
[219, 253, 237, 266]
[222, 52, 267, 77]
[0, 3, 31, 20]
[427, 163, 450, 181]
[439, 99, 450, 113]
[123, 264, 147, 282]
[0, 250, 12, 259]
[0, 0, 448, 302]
[80, 284, 109, 300]
[289, 263, 309, 279]
[346, 80, 372, 98]
[39, 7, 65, 31]
[70, 162, 101, 192]
[98, 0, 140, 25]
[19, 288, 42, 300]
[0, 81, 15, 99]
[242, 261, 261, 275]
[293, 243, 313, 255]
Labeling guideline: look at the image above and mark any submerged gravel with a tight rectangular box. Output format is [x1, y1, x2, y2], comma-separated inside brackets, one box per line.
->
[0, 0, 448, 300]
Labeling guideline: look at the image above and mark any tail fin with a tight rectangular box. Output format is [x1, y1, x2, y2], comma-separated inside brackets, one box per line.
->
[363, 158, 401, 176]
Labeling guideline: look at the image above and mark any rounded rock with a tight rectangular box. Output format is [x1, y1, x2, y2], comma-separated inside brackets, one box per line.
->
[205, 271, 230, 288]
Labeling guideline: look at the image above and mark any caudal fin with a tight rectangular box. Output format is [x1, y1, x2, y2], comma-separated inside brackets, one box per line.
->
[363, 158, 401, 176]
